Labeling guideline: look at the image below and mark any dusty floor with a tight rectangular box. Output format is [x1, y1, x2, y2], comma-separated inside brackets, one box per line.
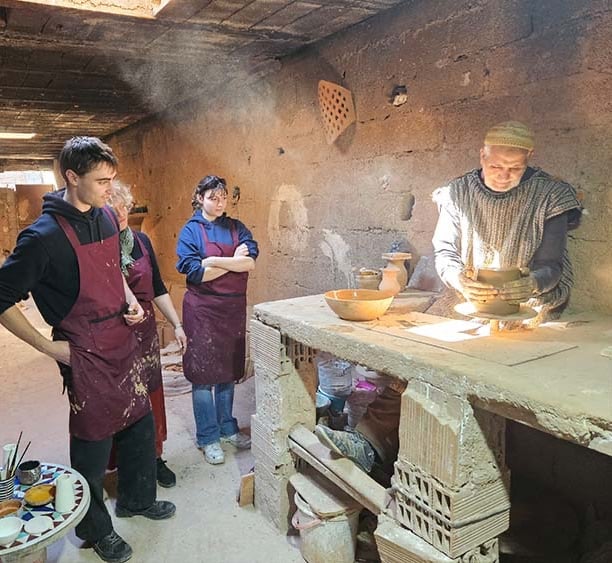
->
[0, 302, 303, 563]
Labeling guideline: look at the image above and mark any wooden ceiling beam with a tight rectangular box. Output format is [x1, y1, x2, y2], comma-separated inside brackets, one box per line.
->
[0, 32, 216, 64]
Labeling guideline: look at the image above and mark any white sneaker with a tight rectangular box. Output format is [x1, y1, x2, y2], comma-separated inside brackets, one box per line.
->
[203, 442, 225, 465]
[221, 432, 251, 449]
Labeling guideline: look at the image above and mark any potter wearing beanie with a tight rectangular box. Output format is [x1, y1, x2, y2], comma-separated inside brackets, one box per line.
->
[484, 120, 535, 152]
[433, 120, 582, 325]
[315, 122, 582, 481]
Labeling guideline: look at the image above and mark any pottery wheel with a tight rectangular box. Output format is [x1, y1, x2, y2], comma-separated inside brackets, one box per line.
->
[454, 301, 537, 321]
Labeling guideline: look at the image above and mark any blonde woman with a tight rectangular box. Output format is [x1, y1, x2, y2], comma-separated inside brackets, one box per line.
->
[110, 181, 187, 487]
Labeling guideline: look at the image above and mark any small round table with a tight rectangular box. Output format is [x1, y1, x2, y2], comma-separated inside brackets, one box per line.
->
[0, 462, 90, 563]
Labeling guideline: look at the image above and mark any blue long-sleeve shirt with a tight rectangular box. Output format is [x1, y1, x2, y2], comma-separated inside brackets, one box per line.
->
[176, 211, 258, 285]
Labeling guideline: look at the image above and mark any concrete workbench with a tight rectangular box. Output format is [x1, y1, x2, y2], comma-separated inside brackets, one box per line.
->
[250, 293, 612, 562]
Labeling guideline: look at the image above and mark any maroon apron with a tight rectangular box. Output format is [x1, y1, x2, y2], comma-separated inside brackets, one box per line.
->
[125, 233, 162, 393]
[182, 221, 248, 385]
[53, 211, 150, 441]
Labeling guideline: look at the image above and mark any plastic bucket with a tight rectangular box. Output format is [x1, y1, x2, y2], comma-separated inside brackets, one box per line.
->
[316, 387, 347, 413]
[315, 392, 331, 419]
[292, 492, 359, 563]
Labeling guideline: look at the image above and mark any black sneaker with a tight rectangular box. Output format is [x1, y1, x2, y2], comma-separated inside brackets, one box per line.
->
[115, 500, 176, 520]
[93, 531, 132, 563]
[156, 457, 177, 488]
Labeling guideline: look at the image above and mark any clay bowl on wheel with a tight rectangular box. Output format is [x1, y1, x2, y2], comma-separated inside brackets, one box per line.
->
[324, 289, 394, 322]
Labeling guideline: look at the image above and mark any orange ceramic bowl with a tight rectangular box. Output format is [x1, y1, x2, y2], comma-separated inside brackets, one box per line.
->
[324, 289, 394, 321]
[0, 499, 23, 519]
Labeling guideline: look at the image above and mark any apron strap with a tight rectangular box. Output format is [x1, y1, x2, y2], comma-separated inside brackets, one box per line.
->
[102, 206, 120, 233]
[55, 215, 81, 248]
[134, 231, 149, 258]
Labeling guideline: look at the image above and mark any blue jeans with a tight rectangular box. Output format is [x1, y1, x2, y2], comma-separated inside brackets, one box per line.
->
[192, 383, 239, 447]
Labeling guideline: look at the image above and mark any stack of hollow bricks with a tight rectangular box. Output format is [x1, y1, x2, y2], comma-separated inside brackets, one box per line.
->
[250, 319, 318, 531]
[386, 380, 510, 562]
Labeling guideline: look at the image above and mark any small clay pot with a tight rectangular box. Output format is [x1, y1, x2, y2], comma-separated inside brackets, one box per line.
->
[475, 267, 520, 315]
[355, 271, 381, 290]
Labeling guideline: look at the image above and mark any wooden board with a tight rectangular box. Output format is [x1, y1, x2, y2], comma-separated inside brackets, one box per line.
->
[364, 312, 577, 367]
[288, 425, 387, 515]
[238, 472, 254, 507]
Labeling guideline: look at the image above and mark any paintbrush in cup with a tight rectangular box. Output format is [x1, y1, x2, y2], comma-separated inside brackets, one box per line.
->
[3, 433, 21, 479]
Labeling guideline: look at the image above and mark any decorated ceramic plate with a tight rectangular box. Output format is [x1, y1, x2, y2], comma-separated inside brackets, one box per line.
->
[24, 484, 55, 506]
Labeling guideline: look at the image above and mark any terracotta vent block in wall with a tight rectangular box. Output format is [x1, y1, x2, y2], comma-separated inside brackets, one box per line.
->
[317, 80, 356, 144]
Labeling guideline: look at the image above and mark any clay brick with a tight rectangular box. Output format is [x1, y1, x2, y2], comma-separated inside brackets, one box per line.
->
[375, 515, 500, 563]
[253, 460, 294, 533]
[392, 459, 510, 524]
[250, 319, 290, 379]
[398, 382, 506, 487]
[250, 414, 294, 473]
[393, 488, 508, 558]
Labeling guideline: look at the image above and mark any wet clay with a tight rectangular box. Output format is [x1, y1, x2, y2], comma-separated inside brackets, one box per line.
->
[475, 267, 520, 316]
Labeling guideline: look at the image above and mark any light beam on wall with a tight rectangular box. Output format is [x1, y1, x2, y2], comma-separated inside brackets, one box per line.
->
[0, 132, 37, 140]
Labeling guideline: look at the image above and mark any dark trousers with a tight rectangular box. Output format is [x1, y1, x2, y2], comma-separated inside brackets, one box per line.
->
[71, 412, 156, 542]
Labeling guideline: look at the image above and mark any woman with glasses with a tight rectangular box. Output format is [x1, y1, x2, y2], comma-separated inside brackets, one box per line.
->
[176, 175, 258, 465]
[109, 181, 187, 488]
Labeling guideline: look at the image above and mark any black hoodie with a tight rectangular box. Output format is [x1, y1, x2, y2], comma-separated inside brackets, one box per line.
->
[0, 189, 120, 326]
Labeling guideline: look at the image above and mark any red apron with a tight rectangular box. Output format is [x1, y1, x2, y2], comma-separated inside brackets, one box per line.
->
[53, 211, 150, 441]
[182, 222, 248, 386]
[125, 234, 162, 393]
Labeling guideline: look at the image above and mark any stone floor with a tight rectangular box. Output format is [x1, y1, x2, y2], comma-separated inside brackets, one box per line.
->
[0, 301, 303, 563]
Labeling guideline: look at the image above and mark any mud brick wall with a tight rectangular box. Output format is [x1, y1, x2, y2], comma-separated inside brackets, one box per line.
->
[105, 0, 612, 509]
[107, 0, 611, 313]
[0, 188, 18, 258]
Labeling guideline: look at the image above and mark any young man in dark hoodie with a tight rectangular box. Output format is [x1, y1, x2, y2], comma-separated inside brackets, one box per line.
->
[0, 137, 175, 563]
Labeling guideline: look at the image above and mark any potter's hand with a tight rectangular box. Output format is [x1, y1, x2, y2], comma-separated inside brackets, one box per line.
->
[499, 275, 536, 304]
[123, 301, 145, 325]
[233, 243, 249, 257]
[45, 340, 71, 366]
[449, 272, 498, 303]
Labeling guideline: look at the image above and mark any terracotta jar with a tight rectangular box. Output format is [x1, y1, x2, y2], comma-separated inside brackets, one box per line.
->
[379, 267, 401, 296]
[354, 269, 382, 290]
[475, 267, 521, 315]
[381, 252, 411, 292]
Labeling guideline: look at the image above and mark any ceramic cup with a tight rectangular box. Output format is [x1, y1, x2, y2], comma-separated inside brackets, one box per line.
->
[2, 444, 16, 479]
[16, 460, 41, 486]
[54, 474, 75, 513]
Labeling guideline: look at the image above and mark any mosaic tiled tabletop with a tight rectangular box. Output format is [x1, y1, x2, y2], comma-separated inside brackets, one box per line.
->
[0, 463, 90, 558]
